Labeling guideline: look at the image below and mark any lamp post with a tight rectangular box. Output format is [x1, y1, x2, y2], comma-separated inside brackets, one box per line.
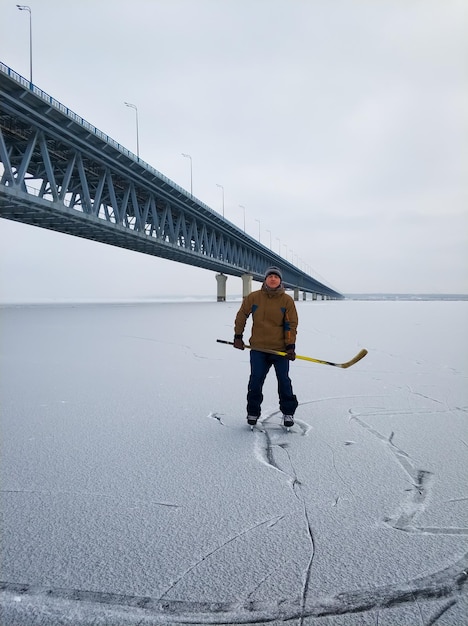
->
[181, 153, 193, 195]
[255, 219, 260, 242]
[266, 229, 272, 249]
[239, 205, 246, 232]
[276, 237, 281, 254]
[216, 184, 225, 217]
[16, 5, 32, 84]
[124, 102, 140, 159]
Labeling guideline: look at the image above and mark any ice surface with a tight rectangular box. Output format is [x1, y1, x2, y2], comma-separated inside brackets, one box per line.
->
[1, 299, 467, 625]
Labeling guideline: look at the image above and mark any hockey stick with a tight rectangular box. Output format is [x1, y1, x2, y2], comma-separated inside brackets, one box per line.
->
[216, 340, 368, 369]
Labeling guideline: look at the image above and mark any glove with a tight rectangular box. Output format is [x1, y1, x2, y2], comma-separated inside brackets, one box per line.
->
[233, 335, 245, 350]
[285, 344, 296, 361]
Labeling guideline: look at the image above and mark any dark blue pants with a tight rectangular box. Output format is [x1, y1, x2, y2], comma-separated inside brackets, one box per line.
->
[247, 350, 298, 417]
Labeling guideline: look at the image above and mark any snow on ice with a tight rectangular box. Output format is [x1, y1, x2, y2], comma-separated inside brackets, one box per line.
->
[1, 298, 467, 625]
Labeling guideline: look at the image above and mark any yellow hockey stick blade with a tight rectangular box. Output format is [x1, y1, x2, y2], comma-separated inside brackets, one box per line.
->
[331, 348, 368, 368]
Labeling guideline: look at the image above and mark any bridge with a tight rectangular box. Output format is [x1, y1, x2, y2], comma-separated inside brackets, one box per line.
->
[0, 62, 342, 301]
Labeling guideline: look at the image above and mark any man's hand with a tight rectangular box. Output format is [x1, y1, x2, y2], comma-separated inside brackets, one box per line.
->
[233, 335, 245, 350]
[285, 344, 296, 361]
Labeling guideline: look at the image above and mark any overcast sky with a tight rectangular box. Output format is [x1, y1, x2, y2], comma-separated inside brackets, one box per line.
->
[1, 0, 467, 301]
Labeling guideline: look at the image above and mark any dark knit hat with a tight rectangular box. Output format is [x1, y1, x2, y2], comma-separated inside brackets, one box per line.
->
[264, 266, 283, 281]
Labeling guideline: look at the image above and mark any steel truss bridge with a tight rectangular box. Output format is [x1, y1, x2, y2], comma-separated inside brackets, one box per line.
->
[0, 63, 342, 299]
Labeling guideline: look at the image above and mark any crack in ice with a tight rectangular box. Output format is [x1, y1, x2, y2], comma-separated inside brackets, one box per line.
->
[1, 489, 180, 509]
[251, 412, 317, 623]
[158, 515, 283, 601]
[349, 411, 468, 536]
[1, 555, 466, 624]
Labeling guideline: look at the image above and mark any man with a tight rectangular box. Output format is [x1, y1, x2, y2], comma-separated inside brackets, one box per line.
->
[233, 266, 299, 428]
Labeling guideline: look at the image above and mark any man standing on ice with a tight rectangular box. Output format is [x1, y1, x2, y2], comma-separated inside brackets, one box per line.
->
[233, 266, 299, 428]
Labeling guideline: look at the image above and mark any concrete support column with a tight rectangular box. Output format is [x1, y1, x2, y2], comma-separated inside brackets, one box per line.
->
[216, 273, 227, 302]
[312, 293, 317, 301]
[241, 274, 252, 297]
[293, 287, 299, 301]
[303, 291, 307, 301]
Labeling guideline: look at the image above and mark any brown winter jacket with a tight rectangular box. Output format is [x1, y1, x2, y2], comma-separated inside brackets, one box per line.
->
[234, 284, 298, 351]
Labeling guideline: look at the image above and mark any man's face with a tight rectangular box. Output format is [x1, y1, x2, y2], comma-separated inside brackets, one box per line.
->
[265, 273, 281, 288]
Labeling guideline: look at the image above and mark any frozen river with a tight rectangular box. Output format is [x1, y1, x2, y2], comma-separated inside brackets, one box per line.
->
[1, 298, 467, 625]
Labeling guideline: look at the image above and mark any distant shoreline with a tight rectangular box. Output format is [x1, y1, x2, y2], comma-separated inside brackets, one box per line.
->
[344, 294, 468, 301]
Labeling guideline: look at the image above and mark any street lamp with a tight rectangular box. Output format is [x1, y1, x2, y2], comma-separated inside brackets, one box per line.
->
[216, 184, 225, 217]
[124, 102, 140, 159]
[181, 153, 193, 195]
[255, 219, 260, 242]
[16, 5, 32, 84]
[276, 237, 281, 254]
[239, 205, 246, 232]
[266, 229, 272, 249]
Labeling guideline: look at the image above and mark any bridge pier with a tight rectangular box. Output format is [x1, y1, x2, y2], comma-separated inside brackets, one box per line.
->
[241, 274, 252, 297]
[312, 293, 317, 301]
[293, 288, 299, 301]
[303, 291, 307, 301]
[216, 273, 227, 302]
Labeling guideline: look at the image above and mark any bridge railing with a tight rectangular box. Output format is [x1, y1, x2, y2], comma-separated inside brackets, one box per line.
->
[0, 61, 220, 219]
